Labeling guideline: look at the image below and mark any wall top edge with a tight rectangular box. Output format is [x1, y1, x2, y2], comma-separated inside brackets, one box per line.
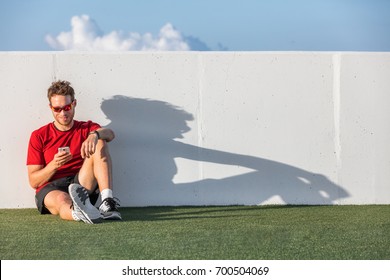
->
[0, 51, 389, 55]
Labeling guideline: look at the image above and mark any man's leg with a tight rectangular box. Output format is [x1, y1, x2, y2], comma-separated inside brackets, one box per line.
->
[39, 177, 103, 224]
[44, 190, 73, 221]
[77, 139, 121, 220]
[44, 188, 101, 224]
[77, 139, 113, 193]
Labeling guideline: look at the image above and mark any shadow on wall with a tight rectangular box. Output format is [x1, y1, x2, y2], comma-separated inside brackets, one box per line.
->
[101, 95, 349, 206]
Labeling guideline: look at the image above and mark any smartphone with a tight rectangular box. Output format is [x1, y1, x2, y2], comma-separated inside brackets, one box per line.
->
[58, 146, 70, 154]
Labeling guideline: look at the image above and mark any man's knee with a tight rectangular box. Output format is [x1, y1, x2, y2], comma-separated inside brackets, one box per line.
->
[84, 140, 110, 163]
[44, 190, 72, 215]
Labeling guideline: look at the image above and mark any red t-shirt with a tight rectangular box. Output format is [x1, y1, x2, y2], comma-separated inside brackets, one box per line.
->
[27, 120, 101, 193]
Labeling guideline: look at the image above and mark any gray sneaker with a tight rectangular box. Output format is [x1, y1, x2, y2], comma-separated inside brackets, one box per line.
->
[69, 183, 102, 224]
[99, 197, 122, 220]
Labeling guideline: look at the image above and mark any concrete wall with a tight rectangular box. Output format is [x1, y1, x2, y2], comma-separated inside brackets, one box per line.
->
[1, 52, 389, 208]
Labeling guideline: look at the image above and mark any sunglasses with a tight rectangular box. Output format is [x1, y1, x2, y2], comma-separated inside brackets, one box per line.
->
[50, 101, 75, 113]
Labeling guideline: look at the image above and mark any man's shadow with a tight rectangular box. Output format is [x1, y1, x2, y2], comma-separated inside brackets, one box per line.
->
[101, 95, 349, 206]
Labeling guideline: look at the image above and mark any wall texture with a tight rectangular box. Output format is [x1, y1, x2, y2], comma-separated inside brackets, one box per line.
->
[1, 52, 389, 208]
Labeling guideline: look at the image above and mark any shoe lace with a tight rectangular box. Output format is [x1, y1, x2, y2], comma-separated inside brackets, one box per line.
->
[75, 187, 89, 205]
[102, 197, 120, 211]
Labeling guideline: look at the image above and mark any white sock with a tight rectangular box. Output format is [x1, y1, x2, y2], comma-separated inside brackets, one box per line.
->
[101, 189, 113, 201]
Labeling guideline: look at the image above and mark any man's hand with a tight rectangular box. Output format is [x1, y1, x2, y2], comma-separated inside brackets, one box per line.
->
[53, 150, 73, 168]
[81, 133, 98, 159]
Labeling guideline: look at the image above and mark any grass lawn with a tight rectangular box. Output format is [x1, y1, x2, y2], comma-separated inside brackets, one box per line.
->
[0, 205, 389, 260]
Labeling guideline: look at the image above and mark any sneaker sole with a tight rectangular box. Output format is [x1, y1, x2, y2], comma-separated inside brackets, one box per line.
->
[102, 212, 122, 220]
[73, 203, 102, 224]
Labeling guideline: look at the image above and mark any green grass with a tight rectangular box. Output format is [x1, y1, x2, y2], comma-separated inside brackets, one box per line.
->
[0, 205, 389, 260]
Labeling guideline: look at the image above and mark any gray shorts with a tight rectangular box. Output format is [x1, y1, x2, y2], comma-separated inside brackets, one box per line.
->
[35, 174, 99, 214]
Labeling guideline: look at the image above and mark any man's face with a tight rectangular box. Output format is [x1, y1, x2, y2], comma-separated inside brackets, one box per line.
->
[49, 95, 76, 127]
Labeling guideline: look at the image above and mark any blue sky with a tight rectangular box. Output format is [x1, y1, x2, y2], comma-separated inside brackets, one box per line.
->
[1, 0, 389, 51]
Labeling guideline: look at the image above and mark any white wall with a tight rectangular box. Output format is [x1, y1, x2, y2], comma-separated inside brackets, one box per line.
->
[1, 52, 389, 208]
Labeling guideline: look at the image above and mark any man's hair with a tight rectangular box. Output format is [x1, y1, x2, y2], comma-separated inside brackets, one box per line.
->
[47, 80, 75, 102]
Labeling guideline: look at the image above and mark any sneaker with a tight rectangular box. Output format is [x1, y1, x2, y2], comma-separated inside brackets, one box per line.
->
[68, 183, 102, 224]
[99, 197, 122, 220]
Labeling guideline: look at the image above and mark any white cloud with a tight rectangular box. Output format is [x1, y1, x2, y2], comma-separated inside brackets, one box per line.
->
[45, 15, 195, 51]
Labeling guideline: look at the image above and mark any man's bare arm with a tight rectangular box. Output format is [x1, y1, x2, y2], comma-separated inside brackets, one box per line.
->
[27, 151, 72, 189]
[96, 128, 115, 142]
[81, 128, 115, 158]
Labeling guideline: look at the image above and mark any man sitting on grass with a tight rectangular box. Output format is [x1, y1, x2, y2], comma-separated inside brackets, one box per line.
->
[27, 80, 121, 224]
